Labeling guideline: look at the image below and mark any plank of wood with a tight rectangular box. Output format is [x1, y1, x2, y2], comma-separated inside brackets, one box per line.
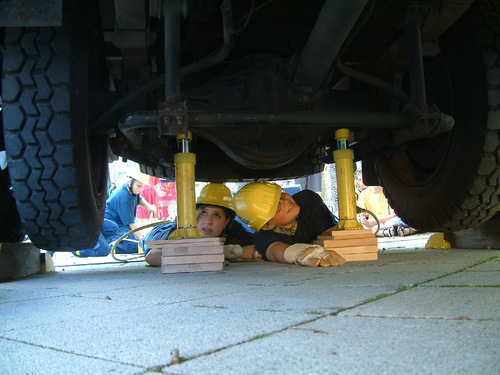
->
[314, 237, 378, 248]
[320, 229, 374, 238]
[450, 216, 500, 249]
[161, 262, 224, 274]
[146, 237, 224, 246]
[161, 245, 224, 256]
[317, 234, 374, 241]
[162, 254, 225, 265]
[341, 253, 378, 262]
[325, 245, 378, 255]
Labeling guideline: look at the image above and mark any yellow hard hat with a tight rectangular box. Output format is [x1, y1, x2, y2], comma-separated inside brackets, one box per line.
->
[127, 166, 149, 185]
[196, 183, 233, 209]
[232, 182, 282, 230]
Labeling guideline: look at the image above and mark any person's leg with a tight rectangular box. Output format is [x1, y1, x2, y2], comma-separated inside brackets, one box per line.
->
[379, 217, 398, 230]
[101, 219, 119, 237]
[74, 219, 119, 257]
[74, 232, 110, 257]
[376, 227, 396, 237]
[111, 227, 140, 254]
[398, 227, 416, 236]
[395, 217, 417, 236]
[373, 216, 398, 237]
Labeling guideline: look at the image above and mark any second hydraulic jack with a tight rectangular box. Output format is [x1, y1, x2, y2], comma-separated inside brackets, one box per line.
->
[333, 128, 364, 231]
[168, 131, 204, 240]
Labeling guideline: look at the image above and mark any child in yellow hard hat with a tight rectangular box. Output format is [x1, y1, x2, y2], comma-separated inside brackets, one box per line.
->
[143, 183, 257, 266]
[233, 182, 345, 267]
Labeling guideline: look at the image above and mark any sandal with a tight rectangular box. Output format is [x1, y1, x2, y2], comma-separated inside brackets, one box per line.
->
[377, 226, 397, 237]
[397, 226, 417, 236]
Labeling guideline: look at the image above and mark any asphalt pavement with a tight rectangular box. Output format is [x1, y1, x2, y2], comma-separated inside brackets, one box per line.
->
[0, 246, 499, 375]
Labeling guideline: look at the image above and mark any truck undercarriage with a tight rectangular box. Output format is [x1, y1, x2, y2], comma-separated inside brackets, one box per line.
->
[1, 0, 499, 251]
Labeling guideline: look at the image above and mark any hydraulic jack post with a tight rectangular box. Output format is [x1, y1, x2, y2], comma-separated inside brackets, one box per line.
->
[333, 128, 364, 230]
[168, 131, 204, 240]
[313, 128, 377, 262]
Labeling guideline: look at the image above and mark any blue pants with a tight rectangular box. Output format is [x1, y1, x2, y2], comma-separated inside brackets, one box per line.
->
[77, 219, 140, 257]
[77, 219, 117, 257]
[107, 226, 141, 254]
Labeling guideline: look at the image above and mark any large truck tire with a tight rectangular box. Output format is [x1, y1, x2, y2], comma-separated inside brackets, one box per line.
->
[1, 94, 25, 243]
[0, 157, 25, 243]
[377, 0, 499, 232]
[1, 1, 108, 251]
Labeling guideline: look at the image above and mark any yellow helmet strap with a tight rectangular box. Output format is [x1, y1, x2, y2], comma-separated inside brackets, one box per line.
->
[127, 178, 142, 196]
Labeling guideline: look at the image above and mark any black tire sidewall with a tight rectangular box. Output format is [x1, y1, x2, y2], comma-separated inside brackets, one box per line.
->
[375, 1, 499, 231]
[2, 1, 108, 250]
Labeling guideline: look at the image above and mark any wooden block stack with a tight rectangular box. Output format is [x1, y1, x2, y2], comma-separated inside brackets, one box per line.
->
[313, 229, 378, 262]
[145, 237, 225, 274]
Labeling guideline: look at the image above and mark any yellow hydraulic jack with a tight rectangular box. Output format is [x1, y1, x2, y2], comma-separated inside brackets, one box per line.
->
[168, 131, 204, 240]
[333, 128, 364, 231]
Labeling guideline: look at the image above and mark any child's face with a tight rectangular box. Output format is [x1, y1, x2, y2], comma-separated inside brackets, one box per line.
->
[131, 180, 145, 195]
[268, 192, 300, 227]
[197, 206, 230, 237]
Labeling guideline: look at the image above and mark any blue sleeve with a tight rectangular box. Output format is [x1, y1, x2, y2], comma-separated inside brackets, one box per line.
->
[142, 223, 177, 254]
[144, 223, 177, 242]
